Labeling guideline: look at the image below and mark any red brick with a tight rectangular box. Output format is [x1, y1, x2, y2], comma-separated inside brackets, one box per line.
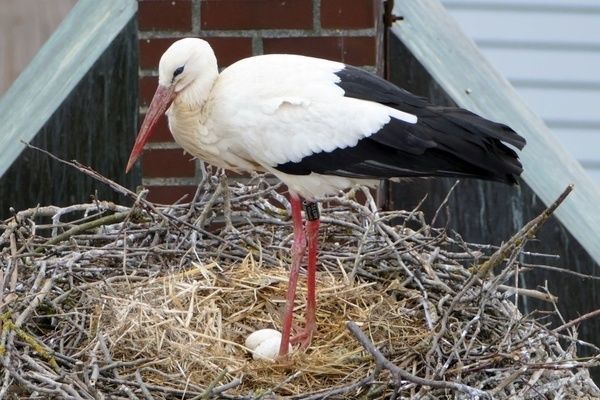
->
[147, 185, 198, 204]
[139, 37, 252, 69]
[138, 0, 192, 31]
[139, 39, 177, 70]
[321, 0, 375, 29]
[139, 112, 174, 142]
[142, 149, 196, 178]
[201, 0, 312, 30]
[205, 37, 254, 67]
[263, 36, 376, 65]
[139, 75, 158, 107]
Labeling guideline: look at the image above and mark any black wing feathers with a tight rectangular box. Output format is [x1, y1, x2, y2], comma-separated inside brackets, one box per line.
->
[275, 65, 526, 185]
[334, 65, 429, 109]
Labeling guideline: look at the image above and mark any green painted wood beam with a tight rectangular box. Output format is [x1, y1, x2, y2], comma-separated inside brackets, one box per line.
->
[0, 0, 137, 178]
[392, 0, 600, 265]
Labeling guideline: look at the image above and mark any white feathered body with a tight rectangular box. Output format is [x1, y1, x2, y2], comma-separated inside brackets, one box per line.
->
[166, 54, 416, 198]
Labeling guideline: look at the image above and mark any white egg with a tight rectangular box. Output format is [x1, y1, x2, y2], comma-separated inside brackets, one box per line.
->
[244, 329, 281, 351]
[244, 329, 292, 361]
[252, 336, 291, 361]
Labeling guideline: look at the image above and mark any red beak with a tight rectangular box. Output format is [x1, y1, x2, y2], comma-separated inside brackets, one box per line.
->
[126, 84, 175, 173]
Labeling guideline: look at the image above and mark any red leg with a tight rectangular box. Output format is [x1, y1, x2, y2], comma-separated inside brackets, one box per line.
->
[278, 195, 306, 356]
[297, 215, 319, 348]
[290, 201, 319, 349]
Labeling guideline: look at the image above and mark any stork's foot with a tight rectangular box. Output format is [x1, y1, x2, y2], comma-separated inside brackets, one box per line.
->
[290, 321, 316, 349]
[276, 320, 315, 358]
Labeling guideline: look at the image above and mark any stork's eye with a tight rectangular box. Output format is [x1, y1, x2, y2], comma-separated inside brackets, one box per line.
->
[173, 66, 184, 77]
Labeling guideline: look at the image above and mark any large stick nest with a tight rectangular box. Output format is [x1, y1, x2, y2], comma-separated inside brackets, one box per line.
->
[1, 164, 599, 399]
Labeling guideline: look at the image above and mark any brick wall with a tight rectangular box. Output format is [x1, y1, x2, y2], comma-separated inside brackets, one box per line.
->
[138, 0, 384, 203]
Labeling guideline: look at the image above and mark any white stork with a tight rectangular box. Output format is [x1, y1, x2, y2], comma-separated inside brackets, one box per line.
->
[126, 38, 526, 357]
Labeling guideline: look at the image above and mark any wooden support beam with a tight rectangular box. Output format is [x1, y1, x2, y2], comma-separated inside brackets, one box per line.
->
[0, 0, 137, 178]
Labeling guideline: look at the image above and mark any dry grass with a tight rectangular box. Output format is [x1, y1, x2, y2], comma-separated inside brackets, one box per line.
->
[87, 257, 425, 396]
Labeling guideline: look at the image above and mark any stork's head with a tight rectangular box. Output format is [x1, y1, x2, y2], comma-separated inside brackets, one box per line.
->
[126, 38, 217, 173]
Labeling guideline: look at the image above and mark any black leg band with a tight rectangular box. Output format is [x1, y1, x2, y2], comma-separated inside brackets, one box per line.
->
[303, 201, 320, 221]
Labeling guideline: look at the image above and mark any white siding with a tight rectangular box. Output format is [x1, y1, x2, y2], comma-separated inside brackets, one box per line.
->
[442, 0, 600, 185]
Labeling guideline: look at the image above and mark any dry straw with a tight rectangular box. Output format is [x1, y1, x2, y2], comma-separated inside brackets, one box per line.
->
[1, 153, 599, 399]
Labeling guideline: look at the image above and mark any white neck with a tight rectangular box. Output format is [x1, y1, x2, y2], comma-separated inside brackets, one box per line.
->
[175, 66, 219, 108]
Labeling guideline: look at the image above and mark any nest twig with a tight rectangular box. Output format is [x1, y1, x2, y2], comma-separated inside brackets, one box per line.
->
[0, 150, 599, 399]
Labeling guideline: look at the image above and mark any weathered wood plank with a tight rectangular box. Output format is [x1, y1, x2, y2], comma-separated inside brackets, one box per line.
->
[0, 19, 139, 218]
[0, 0, 137, 178]
[391, 0, 600, 266]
